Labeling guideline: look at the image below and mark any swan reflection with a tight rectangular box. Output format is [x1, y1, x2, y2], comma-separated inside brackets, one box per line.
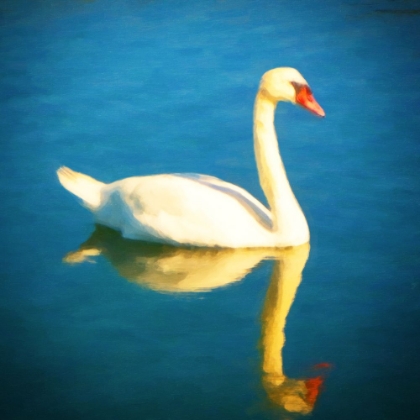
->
[64, 226, 328, 414]
[64, 225, 280, 293]
[260, 244, 329, 414]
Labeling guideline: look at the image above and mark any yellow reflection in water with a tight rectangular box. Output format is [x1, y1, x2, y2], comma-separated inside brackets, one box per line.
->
[260, 244, 327, 415]
[64, 226, 328, 415]
[64, 225, 281, 293]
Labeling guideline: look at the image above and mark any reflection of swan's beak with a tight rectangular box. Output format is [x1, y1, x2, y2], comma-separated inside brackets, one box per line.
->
[262, 369, 330, 415]
[304, 376, 324, 407]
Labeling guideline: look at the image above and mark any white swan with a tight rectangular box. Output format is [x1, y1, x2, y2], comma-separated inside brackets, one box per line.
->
[57, 67, 324, 248]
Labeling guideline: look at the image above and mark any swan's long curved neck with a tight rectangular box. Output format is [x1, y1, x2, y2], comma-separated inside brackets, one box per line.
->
[253, 91, 309, 244]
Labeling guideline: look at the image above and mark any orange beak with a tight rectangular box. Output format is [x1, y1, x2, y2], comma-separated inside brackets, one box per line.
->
[295, 85, 325, 117]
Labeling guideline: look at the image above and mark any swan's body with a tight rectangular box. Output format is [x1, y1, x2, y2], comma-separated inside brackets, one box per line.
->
[57, 68, 324, 248]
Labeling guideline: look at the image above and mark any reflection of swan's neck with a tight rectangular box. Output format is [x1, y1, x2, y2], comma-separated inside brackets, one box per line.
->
[254, 92, 309, 243]
[260, 244, 310, 383]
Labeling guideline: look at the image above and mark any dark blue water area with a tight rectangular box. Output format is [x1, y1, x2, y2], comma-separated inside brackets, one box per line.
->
[1, 0, 420, 419]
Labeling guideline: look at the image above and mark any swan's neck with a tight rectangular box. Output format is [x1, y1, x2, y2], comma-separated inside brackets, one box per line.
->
[253, 91, 309, 245]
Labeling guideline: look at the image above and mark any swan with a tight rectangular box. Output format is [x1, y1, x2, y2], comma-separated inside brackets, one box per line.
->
[57, 67, 324, 248]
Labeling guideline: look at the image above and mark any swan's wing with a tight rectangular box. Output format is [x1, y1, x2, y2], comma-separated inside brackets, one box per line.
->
[174, 173, 273, 230]
[95, 173, 274, 247]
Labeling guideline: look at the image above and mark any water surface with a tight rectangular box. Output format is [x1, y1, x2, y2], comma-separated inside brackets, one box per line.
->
[1, 1, 420, 419]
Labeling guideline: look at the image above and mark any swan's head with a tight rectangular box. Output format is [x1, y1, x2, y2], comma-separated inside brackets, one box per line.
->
[259, 68, 325, 117]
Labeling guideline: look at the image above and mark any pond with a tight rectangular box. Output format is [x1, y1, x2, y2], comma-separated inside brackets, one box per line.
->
[1, 1, 419, 419]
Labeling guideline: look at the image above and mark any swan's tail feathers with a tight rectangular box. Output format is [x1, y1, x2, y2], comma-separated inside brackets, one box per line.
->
[57, 166, 105, 210]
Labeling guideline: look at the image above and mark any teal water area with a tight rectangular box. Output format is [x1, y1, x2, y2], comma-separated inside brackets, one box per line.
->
[1, 1, 420, 419]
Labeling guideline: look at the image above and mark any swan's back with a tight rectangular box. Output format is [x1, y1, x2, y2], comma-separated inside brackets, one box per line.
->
[93, 173, 274, 247]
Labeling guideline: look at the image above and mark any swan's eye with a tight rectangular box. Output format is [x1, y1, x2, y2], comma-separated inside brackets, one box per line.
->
[291, 82, 325, 117]
[291, 82, 312, 97]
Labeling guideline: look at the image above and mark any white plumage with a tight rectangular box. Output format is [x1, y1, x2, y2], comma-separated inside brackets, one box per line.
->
[57, 68, 325, 248]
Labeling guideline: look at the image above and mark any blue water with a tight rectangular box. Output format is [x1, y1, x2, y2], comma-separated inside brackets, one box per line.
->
[1, 0, 420, 419]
